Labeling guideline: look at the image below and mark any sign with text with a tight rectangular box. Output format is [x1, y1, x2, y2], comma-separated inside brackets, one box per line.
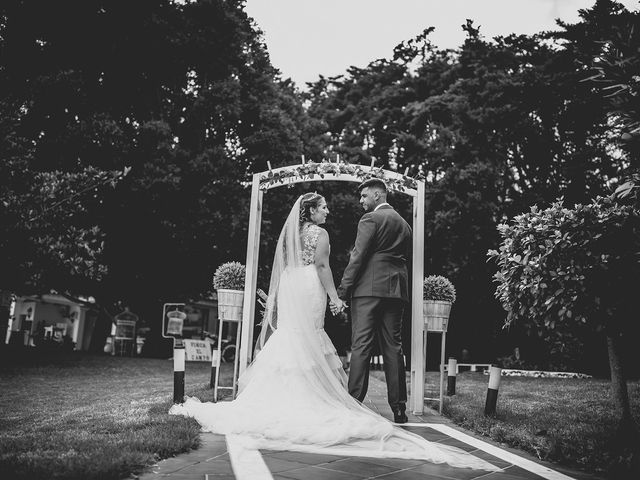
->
[184, 339, 212, 362]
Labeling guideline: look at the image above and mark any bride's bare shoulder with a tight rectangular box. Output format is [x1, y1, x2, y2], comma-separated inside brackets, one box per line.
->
[313, 226, 329, 245]
[314, 225, 328, 236]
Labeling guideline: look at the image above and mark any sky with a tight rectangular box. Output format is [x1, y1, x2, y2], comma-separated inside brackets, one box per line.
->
[244, 0, 640, 88]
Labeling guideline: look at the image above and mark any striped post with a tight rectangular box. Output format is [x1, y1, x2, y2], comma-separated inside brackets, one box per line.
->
[173, 340, 185, 404]
[373, 355, 380, 370]
[484, 366, 502, 416]
[447, 357, 457, 396]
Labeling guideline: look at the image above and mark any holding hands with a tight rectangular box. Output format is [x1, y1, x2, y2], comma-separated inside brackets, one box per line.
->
[330, 298, 348, 316]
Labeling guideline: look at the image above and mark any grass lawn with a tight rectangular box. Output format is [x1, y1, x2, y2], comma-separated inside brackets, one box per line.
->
[418, 370, 640, 476]
[0, 348, 234, 480]
[3, 349, 639, 479]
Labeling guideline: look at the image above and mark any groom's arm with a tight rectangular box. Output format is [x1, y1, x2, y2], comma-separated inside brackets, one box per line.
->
[338, 214, 376, 300]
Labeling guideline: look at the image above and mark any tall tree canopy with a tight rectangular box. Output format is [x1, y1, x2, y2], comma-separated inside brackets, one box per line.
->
[0, 1, 309, 321]
[304, 0, 635, 365]
[2, 0, 637, 367]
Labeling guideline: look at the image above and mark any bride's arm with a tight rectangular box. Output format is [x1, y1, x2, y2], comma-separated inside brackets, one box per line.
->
[314, 228, 341, 304]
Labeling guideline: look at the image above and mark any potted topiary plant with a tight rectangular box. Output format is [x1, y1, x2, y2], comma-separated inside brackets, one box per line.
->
[213, 262, 246, 322]
[423, 275, 456, 332]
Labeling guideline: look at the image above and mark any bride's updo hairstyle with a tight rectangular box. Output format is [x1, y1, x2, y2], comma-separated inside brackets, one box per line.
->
[299, 192, 324, 225]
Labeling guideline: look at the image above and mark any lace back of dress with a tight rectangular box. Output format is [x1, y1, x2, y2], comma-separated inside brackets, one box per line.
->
[301, 223, 320, 265]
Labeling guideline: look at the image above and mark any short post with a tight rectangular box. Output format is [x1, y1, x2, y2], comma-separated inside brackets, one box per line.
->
[484, 365, 502, 416]
[209, 348, 220, 389]
[173, 339, 185, 404]
[447, 357, 457, 396]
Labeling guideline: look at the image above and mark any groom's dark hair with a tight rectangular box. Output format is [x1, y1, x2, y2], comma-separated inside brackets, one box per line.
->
[358, 178, 387, 194]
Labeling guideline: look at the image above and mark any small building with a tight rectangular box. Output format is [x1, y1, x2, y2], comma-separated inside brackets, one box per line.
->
[5, 293, 224, 357]
[7, 293, 99, 351]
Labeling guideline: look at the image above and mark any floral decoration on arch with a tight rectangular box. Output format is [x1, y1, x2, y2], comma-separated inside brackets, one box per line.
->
[258, 159, 419, 193]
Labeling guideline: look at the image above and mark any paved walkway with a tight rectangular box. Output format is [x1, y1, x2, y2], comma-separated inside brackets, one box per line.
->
[133, 376, 601, 480]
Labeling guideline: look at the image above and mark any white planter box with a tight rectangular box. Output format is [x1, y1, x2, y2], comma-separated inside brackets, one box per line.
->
[217, 289, 244, 322]
[423, 300, 451, 332]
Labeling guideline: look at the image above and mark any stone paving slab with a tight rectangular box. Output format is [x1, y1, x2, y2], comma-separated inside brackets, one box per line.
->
[133, 375, 600, 480]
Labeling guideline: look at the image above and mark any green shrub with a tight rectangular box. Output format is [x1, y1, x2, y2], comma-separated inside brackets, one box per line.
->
[423, 275, 456, 303]
[212, 262, 246, 290]
[487, 196, 639, 340]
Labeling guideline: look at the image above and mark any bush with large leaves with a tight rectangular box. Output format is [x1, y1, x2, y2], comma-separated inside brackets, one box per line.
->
[488, 196, 640, 441]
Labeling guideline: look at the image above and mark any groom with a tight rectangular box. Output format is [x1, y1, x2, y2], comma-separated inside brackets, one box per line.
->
[337, 178, 412, 423]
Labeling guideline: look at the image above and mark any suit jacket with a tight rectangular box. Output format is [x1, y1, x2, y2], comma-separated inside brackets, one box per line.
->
[338, 205, 412, 302]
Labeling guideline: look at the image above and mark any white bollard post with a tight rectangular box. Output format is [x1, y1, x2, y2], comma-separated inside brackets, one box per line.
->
[484, 366, 502, 416]
[447, 357, 457, 396]
[173, 340, 185, 404]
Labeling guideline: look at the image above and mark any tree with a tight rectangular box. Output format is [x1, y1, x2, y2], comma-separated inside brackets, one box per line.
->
[0, 92, 128, 295]
[304, 2, 640, 365]
[488, 196, 639, 469]
[0, 1, 313, 348]
[584, 1, 640, 206]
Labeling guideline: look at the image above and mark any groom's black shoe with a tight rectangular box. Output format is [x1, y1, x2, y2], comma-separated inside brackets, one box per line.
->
[392, 405, 408, 424]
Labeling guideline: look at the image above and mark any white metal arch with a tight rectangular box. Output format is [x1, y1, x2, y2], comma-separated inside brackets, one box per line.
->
[239, 162, 426, 414]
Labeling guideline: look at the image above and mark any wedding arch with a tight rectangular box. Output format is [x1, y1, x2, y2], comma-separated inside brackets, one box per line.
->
[238, 160, 427, 414]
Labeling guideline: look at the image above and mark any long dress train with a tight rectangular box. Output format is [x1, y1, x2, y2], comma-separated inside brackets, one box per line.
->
[170, 224, 497, 471]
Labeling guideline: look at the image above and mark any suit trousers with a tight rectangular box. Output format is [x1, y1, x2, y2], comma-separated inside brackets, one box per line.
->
[348, 296, 407, 410]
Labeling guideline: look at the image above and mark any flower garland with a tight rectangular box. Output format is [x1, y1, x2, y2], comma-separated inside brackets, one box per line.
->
[259, 160, 418, 192]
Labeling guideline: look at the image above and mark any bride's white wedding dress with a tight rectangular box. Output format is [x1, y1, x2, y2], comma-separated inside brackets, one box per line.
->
[170, 218, 497, 471]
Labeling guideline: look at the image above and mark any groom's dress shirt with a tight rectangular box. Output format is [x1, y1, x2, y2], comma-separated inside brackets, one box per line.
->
[338, 204, 412, 302]
[374, 202, 390, 211]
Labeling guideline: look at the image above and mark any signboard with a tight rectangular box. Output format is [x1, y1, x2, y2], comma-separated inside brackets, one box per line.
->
[184, 339, 212, 362]
[166, 311, 186, 336]
[162, 303, 186, 338]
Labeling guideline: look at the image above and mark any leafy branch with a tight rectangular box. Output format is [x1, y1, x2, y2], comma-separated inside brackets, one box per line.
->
[258, 159, 418, 192]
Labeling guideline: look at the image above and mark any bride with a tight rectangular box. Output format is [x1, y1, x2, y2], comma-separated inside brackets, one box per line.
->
[170, 192, 497, 470]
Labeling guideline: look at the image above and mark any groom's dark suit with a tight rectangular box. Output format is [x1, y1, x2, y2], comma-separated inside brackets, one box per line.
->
[338, 204, 412, 413]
